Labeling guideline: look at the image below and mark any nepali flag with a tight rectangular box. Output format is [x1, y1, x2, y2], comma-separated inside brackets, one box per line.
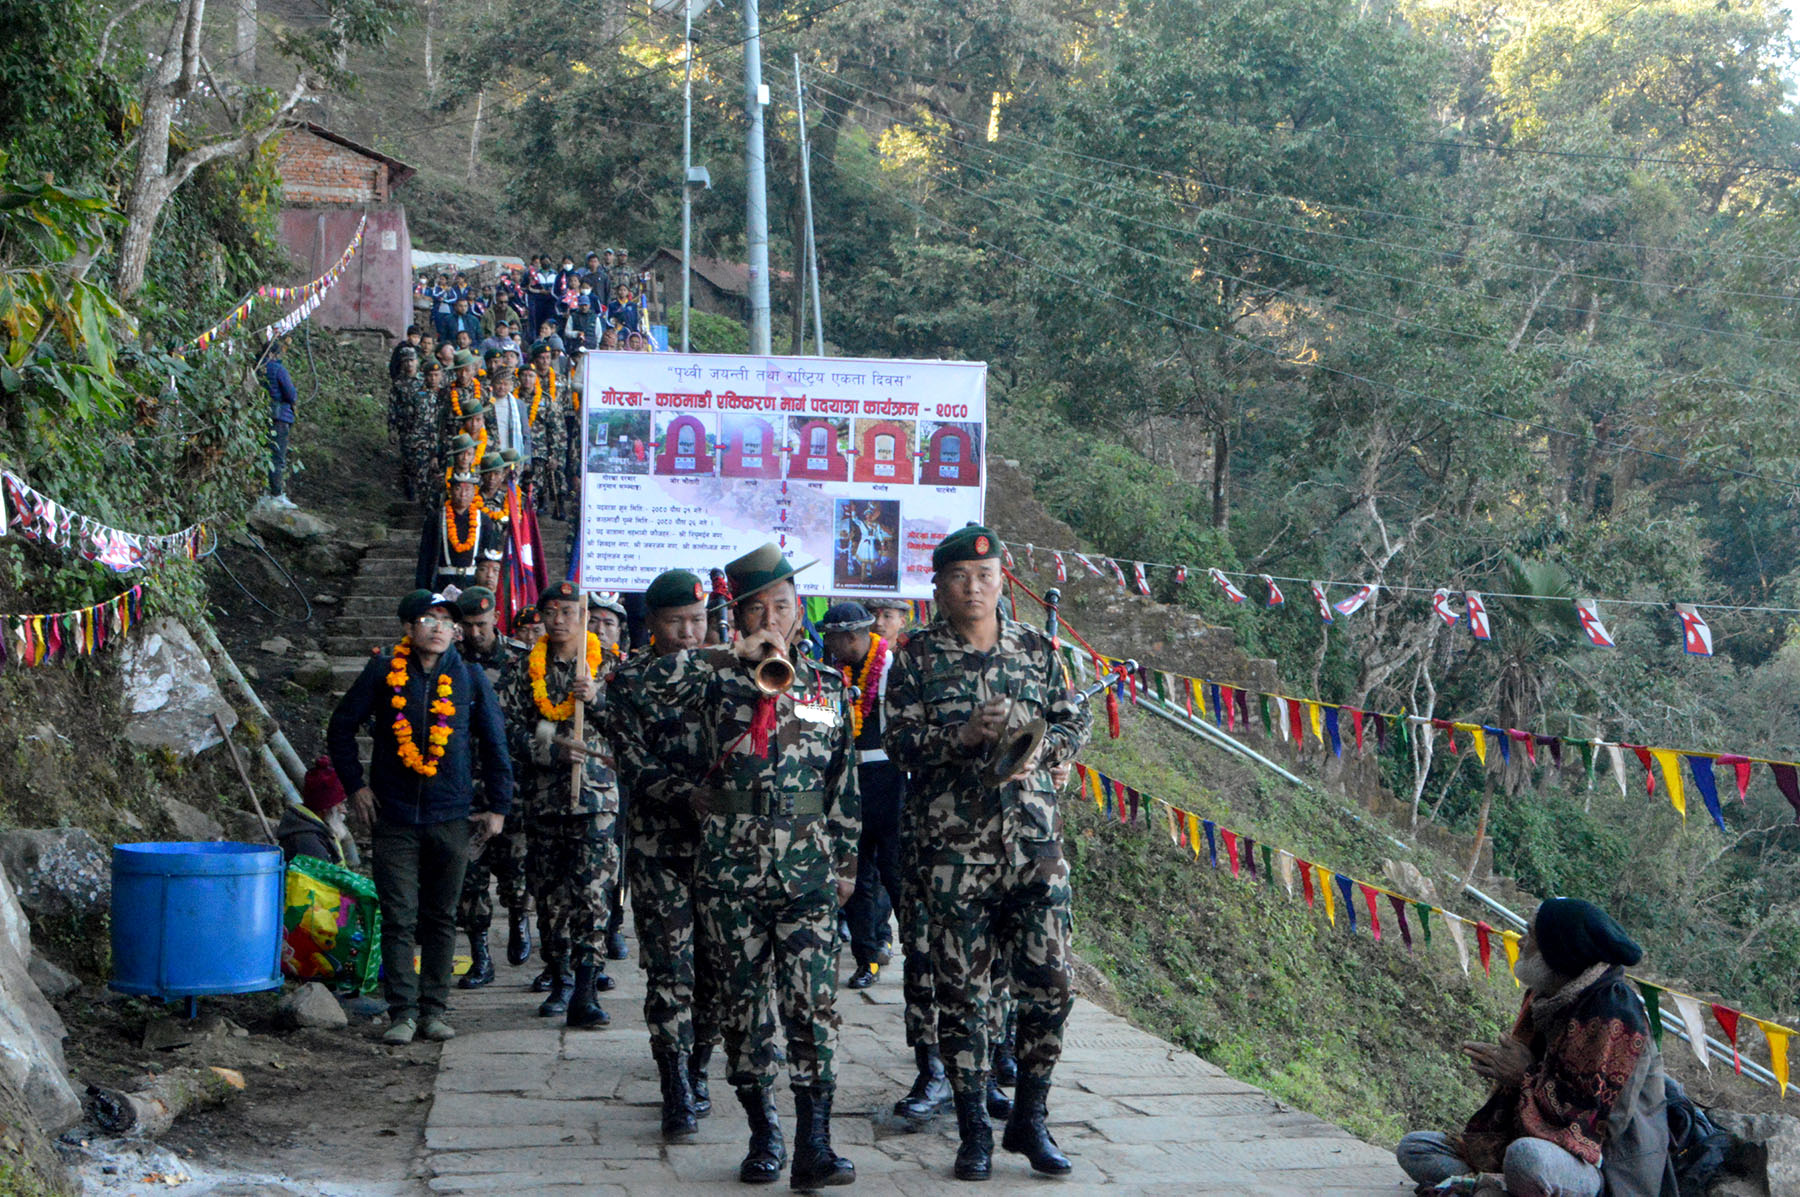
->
[1333, 584, 1375, 617]
[1575, 598, 1616, 648]
[1107, 558, 1129, 590]
[1002, 543, 1016, 570]
[1262, 575, 1285, 607]
[1431, 588, 1461, 627]
[1675, 603, 1713, 656]
[1465, 591, 1492, 641]
[1174, 565, 1188, 584]
[1133, 561, 1151, 595]
[1310, 581, 1334, 624]
[1075, 553, 1106, 579]
[1209, 568, 1246, 603]
[1053, 552, 1067, 582]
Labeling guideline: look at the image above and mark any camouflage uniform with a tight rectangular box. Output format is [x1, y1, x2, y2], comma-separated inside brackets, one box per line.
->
[529, 375, 569, 518]
[607, 646, 722, 1058]
[391, 378, 440, 504]
[498, 644, 620, 973]
[457, 639, 528, 936]
[642, 645, 860, 1089]
[882, 615, 1091, 1093]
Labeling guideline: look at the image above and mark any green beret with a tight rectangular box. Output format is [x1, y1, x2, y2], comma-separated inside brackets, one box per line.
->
[931, 525, 1002, 572]
[478, 451, 506, 475]
[646, 569, 707, 612]
[397, 588, 460, 621]
[539, 579, 583, 608]
[458, 586, 496, 616]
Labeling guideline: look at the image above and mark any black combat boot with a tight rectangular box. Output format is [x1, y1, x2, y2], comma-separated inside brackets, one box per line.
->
[984, 1074, 1012, 1120]
[457, 931, 494, 989]
[845, 963, 876, 990]
[688, 1042, 714, 1117]
[653, 1049, 698, 1140]
[605, 929, 629, 960]
[506, 908, 532, 967]
[789, 1082, 855, 1189]
[991, 1030, 1017, 1087]
[735, 1083, 786, 1185]
[892, 1043, 950, 1121]
[1000, 1076, 1071, 1176]
[594, 964, 615, 992]
[531, 968, 554, 993]
[565, 964, 608, 1028]
[951, 1081, 992, 1182]
[537, 964, 571, 1017]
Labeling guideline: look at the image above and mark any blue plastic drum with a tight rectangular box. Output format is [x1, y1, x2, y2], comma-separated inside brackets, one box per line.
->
[110, 842, 284, 998]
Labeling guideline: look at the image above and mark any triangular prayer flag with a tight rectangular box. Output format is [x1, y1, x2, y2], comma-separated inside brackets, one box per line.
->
[1289, 698, 1305, 751]
[1445, 913, 1470, 975]
[1258, 693, 1272, 737]
[1769, 763, 1800, 824]
[1186, 812, 1201, 858]
[1455, 723, 1486, 765]
[1243, 836, 1258, 879]
[1671, 993, 1711, 1071]
[1490, 726, 1510, 766]
[1209, 682, 1224, 727]
[1317, 865, 1335, 926]
[1716, 754, 1752, 802]
[1222, 828, 1240, 876]
[1502, 930, 1521, 987]
[1686, 755, 1725, 831]
[1650, 748, 1686, 821]
[1758, 1021, 1790, 1096]
[1389, 894, 1412, 949]
[1335, 875, 1356, 931]
[1221, 685, 1236, 732]
[1360, 884, 1381, 941]
[1639, 982, 1664, 1047]
[1474, 921, 1493, 975]
[1202, 820, 1219, 868]
[1627, 745, 1656, 796]
[1712, 1005, 1742, 1074]
[1299, 859, 1315, 907]
[1276, 851, 1297, 897]
[1415, 902, 1432, 947]
[1307, 702, 1324, 744]
[1608, 743, 1629, 798]
[1259, 842, 1273, 883]
[1166, 806, 1181, 846]
[1324, 706, 1342, 758]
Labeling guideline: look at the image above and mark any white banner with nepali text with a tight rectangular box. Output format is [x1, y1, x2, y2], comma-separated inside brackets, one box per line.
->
[576, 352, 988, 599]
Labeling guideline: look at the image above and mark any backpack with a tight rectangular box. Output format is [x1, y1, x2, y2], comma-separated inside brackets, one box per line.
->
[1663, 1077, 1734, 1197]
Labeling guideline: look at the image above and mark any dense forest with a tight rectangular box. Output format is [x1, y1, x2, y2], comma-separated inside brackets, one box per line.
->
[3, 0, 1800, 1044]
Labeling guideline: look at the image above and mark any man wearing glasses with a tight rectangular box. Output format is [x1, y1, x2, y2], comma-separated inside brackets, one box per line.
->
[327, 589, 515, 1046]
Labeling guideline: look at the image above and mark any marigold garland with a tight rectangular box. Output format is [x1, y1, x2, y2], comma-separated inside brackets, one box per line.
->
[445, 502, 478, 554]
[529, 368, 557, 425]
[387, 636, 455, 777]
[528, 630, 604, 722]
[849, 634, 888, 738]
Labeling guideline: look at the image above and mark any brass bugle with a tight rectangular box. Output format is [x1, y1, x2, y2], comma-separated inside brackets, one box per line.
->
[754, 653, 795, 695]
[979, 658, 1139, 787]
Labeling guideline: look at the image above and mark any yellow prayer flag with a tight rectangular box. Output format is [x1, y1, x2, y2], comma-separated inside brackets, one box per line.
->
[1307, 702, 1324, 743]
[1760, 1021, 1791, 1097]
[1316, 863, 1335, 926]
[1650, 748, 1686, 821]
[1190, 678, 1204, 713]
[1186, 812, 1201, 858]
[1502, 930, 1522, 987]
[1089, 768, 1104, 809]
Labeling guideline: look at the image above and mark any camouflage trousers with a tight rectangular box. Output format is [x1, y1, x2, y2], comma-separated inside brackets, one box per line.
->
[456, 815, 529, 933]
[900, 844, 1013, 1051]
[399, 418, 438, 505]
[532, 410, 568, 517]
[626, 849, 722, 1057]
[924, 853, 1073, 1093]
[526, 812, 619, 970]
[694, 814, 841, 1089]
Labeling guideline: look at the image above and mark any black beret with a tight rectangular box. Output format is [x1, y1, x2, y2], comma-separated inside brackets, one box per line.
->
[1533, 897, 1642, 976]
[817, 602, 873, 632]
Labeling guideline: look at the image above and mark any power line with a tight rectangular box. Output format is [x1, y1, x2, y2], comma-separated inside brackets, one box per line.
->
[803, 134, 1800, 493]
[806, 63, 1800, 267]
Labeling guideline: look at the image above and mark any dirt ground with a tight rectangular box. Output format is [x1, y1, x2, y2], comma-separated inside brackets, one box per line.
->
[56, 983, 432, 1193]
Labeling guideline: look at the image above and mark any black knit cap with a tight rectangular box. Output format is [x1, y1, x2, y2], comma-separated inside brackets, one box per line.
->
[1532, 897, 1642, 976]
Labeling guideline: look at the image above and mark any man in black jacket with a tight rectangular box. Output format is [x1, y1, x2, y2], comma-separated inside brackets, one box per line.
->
[327, 589, 515, 1046]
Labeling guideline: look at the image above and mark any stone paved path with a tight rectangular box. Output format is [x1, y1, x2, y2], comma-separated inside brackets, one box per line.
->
[422, 924, 1413, 1195]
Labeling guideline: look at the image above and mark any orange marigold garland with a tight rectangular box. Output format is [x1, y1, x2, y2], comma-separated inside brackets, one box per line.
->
[848, 633, 888, 738]
[528, 631, 604, 721]
[388, 636, 455, 777]
[528, 368, 557, 425]
[445, 502, 478, 554]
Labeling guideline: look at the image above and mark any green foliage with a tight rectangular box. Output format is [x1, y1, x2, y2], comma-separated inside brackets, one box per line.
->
[674, 309, 751, 355]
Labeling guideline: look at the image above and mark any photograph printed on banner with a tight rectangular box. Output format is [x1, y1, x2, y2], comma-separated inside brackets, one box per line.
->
[920, 421, 983, 487]
[834, 499, 900, 590]
[652, 412, 718, 477]
[786, 416, 850, 482]
[851, 418, 916, 485]
[719, 413, 783, 479]
[587, 410, 651, 475]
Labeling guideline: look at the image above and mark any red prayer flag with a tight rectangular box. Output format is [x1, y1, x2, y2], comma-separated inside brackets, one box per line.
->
[1715, 754, 1752, 802]
[1221, 829, 1240, 876]
[1351, 708, 1365, 754]
[1299, 859, 1315, 907]
[1360, 884, 1381, 941]
[1475, 922, 1493, 975]
[1712, 1004, 1743, 1074]
[1627, 744, 1656, 795]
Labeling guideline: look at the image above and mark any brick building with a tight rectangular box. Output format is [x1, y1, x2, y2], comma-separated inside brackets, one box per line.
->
[274, 122, 416, 338]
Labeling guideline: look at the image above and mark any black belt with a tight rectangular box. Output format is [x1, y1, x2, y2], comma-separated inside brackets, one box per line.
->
[710, 789, 825, 817]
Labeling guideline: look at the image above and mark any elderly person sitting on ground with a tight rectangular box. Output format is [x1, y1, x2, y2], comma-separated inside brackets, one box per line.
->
[1396, 897, 1675, 1197]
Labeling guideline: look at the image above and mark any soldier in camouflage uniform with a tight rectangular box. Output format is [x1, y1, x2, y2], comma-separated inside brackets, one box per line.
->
[607, 570, 721, 1140]
[396, 359, 444, 505]
[499, 580, 620, 1029]
[525, 344, 569, 520]
[452, 586, 532, 988]
[883, 525, 1092, 1182]
[641, 544, 860, 1188]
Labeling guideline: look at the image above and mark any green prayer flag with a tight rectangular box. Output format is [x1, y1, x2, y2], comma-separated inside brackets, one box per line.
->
[1260, 843, 1274, 883]
[1574, 738, 1596, 788]
[1259, 694, 1271, 737]
[1639, 981, 1664, 1047]
[1415, 902, 1432, 946]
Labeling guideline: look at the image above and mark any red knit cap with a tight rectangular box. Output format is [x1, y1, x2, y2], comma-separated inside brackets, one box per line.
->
[302, 757, 347, 814]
